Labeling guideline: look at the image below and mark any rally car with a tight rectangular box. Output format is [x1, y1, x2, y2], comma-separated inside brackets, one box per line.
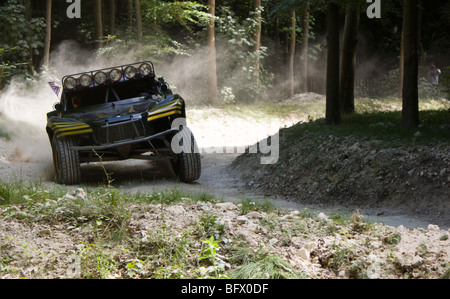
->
[46, 61, 201, 185]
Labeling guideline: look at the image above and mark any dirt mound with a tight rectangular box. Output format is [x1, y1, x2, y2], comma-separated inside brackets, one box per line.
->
[279, 92, 325, 105]
[232, 123, 450, 229]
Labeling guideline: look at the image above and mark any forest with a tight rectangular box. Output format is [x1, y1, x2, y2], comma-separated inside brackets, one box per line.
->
[0, 0, 449, 127]
[0, 0, 450, 280]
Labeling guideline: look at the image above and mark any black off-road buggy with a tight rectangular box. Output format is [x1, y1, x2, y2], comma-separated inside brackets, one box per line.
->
[46, 61, 201, 185]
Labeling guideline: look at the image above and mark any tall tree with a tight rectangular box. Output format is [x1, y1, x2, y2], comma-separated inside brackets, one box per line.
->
[43, 0, 52, 67]
[127, 0, 133, 31]
[288, 8, 296, 98]
[109, 0, 116, 36]
[253, 0, 262, 87]
[207, 0, 218, 106]
[339, 3, 360, 114]
[325, 1, 340, 125]
[25, 0, 35, 72]
[399, 29, 404, 98]
[135, 0, 142, 43]
[299, 0, 310, 93]
[94, 0, 104, 48]
[273, 17, 281, 87]
[401, 0, 419, 127]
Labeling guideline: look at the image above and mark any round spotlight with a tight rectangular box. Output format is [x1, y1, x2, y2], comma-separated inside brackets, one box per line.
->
[94, 71, 107, 85]
[64, 77, 77, 90]
[109, 69, 122, 82]
[139, 63, 152, 76]
[79, 74, 92, 87]
[124, 66, 137, 79]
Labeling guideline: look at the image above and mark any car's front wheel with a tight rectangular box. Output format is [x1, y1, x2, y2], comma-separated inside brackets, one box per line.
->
[51, 135, 81, 185]
[171, 126, 201, 183]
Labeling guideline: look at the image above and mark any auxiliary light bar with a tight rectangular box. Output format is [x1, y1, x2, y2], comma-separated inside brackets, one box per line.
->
[62, 61, 154, 90]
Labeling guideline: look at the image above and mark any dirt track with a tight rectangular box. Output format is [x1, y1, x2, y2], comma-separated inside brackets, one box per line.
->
[0, 99, 448, 230]
[0, 105, 284, 199]
[1, 96, 450, 279]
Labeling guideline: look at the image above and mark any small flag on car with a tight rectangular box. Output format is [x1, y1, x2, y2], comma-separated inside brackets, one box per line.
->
[48, 82, 61, 96]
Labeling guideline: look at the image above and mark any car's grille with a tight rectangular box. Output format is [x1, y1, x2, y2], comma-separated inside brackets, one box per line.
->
[95, 117, 145, 144]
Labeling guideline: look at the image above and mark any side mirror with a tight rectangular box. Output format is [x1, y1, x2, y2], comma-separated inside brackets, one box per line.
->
[158, 76, 170, 93]
[53, 103, 62, 112]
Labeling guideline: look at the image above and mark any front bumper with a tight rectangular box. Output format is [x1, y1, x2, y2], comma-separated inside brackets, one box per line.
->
[69, 128, 178, 151]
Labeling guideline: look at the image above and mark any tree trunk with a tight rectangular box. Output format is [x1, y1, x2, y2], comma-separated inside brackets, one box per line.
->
[127, 0, 133, 31]
[25, 0, 32, 20]
[299, 1, 310, 93]
[109, 0, 116, 36]
[207, 0, 218, 106]
[25, 0, 34, 72]
[0, 68, 3, 90]
[94, 0, 103, 49]
[325, 2, 340, 125]
[253, 0, 262, 87]
[273, 17, 281, 87]
[135, 0, 142, 43]
[43, 0, 52, 67]
[288, 9, 296, 98]
[401, 0, 419, 127]
[340, 7, 360, 114]
[399, 32, 404, 98]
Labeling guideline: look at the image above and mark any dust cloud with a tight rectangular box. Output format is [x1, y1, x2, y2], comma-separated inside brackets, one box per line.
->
[0, 39, 209, 165]
[0, 38, 284, 165]
[0, 76, 56, 163]
[0, 40, 112, 164]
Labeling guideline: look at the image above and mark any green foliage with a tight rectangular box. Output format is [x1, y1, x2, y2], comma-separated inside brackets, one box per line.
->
[94, 1, 209, 62]
[0, 48, 20, 85]
[200, 236, 224, 278]
[441, 267, 450, 279]
[383, 233, 402, 246]
[0, 116, 12, 140]
[268, 0, 310, 17]
[239, 197, 276, 215]
[353, 69, 448, 99]
[284, 98, 450, 146]
[230, 253, 300, 279]
[142, 0, 210, 30]
[77, 242, 119, 279]
[197, 213, 225, 239]
[214, 6, 273, 101]
[96, 34, 189, 63]
[220, 86, 236, 104]
[442, 66, 450, 100]
[0, 180, 64, 206]
[0, 0, 45, 76]
[134, 187, 219, 205]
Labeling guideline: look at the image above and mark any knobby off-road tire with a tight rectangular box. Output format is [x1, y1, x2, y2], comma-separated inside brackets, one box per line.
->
[51, 135, 81, 185]
[171, 126, 201, 183]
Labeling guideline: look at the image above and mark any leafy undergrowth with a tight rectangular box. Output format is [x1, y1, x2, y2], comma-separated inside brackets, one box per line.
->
[0, 184, 449, 279]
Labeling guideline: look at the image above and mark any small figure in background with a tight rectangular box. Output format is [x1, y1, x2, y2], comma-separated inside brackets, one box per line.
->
[427, 62, 441, 85]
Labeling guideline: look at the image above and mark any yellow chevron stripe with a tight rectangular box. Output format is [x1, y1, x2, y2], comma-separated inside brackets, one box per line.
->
[148, 104, 183, 117]
[147, 110, 182, 121]
[55, 129, 94, 139]
[149, 98, 183, 113]
[51, 122, 90, 129]
[52, 122, 82, 125]
[53, 125, 92, 132]
[52, 121, 87, 126]
[149, 103, 181, 114]
[51, 121, 93, 139]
